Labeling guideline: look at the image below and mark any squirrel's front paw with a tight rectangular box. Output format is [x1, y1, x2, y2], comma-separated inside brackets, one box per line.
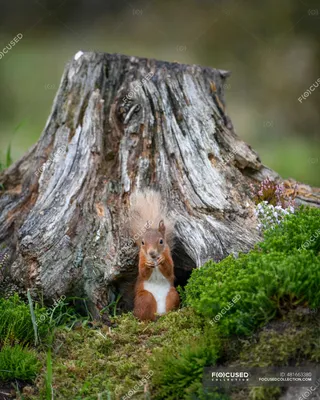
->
[145, 260, 156, 268]
[157, 255, 165, 265]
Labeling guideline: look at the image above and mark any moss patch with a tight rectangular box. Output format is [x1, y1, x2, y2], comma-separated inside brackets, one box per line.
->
[19, 307, 319, 400]
[0, 345, 41, 382]
[226, 309, 320, 400]
[26, 308, 206, 399]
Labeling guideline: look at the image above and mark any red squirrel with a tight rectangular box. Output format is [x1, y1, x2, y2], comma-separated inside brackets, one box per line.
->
[129, 190, 180, 321]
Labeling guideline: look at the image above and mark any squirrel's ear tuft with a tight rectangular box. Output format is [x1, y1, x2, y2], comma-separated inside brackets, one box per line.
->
[158, 219, 166, 235]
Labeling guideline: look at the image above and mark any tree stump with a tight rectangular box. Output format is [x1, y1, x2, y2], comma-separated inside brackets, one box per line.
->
[0, 52, 319, 316]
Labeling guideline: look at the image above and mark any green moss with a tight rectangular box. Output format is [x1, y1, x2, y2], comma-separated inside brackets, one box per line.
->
[223, 310, 320, 400]
[185, 207, 320, 336]
[185, 382, 230, 400]
[0, 345, 41, 381]
[237, 310, 320, 367]
[0, 294, 50, 346]
[248, 387, 282, 400]
[27, 308, 206, 399]
[150, 325, 221, 400]
[17, 306, 318, 400]
[260, 206, 320, 254]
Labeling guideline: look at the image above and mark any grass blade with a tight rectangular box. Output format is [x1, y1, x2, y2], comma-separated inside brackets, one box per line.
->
[27, 289, 39, 346]
[45, 344, 54, 400]
[6, 144, 12, 168]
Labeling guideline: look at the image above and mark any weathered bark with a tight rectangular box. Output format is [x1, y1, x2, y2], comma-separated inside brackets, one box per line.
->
[0, 52, 319, 315]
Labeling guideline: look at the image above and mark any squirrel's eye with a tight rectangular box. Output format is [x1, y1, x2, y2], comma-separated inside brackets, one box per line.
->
[141, 240, 145, 245]
[159, 239, 163, 245]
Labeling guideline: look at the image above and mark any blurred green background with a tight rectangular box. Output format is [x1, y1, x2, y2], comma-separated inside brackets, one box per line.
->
[0, 0, 319, 185]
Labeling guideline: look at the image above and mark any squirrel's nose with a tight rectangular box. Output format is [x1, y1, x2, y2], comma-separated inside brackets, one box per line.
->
[148, 250, 157, 259]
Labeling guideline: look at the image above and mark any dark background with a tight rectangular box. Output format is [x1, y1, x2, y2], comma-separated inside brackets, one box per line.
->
[0, 0, 319, 184]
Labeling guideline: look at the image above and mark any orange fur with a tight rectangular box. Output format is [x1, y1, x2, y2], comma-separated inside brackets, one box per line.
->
[166, 287, 180, 312]
[134, 286, 157, 321]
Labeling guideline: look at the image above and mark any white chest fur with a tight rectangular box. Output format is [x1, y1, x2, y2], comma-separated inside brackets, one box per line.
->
[143, 267, 171, 315]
